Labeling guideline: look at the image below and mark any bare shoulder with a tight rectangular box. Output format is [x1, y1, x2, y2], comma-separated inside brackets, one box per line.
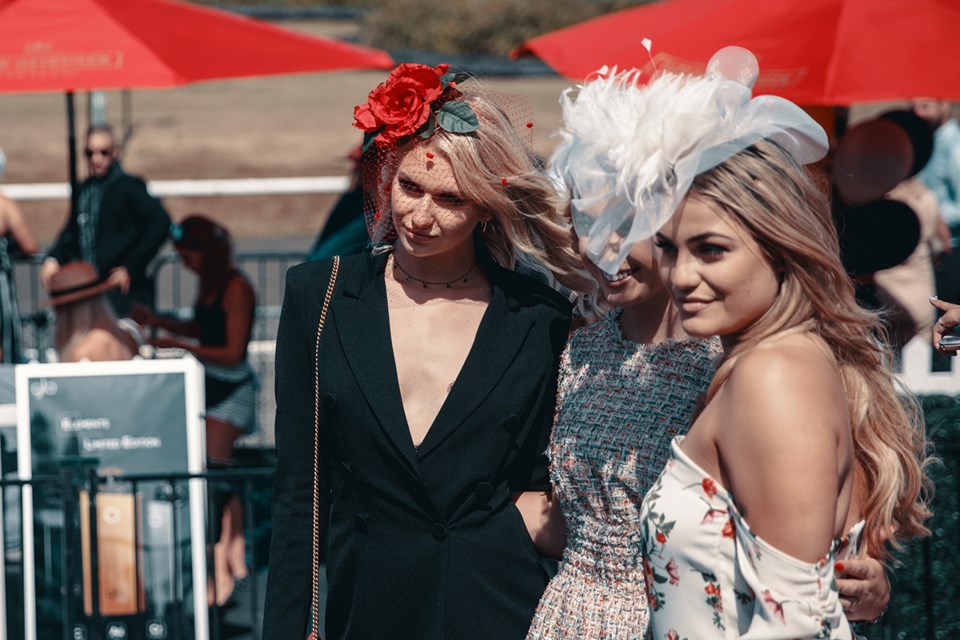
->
[224, 272, 255, 303]
[718, 333, 848, 445]
[0, 193, 14, 222]
[69, 329, 133, 362]
[715, 333, 852, 561]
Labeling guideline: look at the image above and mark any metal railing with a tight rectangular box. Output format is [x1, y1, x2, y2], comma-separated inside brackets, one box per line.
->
[5, 253, 960, 638]
[1, 465, 275, 640]
[11, 250, 307, 447]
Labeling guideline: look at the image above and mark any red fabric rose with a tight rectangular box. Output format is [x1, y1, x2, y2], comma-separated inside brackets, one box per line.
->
[353, 63, 450, 146]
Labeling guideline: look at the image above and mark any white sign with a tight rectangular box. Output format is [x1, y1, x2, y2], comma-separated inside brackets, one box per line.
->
[14, 357, 208, 640]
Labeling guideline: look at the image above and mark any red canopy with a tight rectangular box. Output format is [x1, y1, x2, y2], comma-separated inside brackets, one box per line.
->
[0, 0, 394, 94]
[515, 0, 960, 105]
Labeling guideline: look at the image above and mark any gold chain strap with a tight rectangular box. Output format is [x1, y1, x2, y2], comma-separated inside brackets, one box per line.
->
[311, 255, 340, 639]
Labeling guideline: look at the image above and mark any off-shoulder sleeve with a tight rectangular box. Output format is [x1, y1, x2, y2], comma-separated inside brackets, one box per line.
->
[732, 509, 855, 640]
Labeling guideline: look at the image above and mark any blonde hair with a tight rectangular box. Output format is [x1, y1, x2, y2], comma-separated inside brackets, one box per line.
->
[374, 89, 592, 296]
[55, 296, 136, 362]
[692, 139, 932, 561]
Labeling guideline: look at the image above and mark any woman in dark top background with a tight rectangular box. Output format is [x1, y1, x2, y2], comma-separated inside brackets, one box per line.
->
[132, 214, 258, 605]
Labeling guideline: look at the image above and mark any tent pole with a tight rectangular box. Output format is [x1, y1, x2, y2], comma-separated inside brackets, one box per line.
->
[66, 91, 78, 215]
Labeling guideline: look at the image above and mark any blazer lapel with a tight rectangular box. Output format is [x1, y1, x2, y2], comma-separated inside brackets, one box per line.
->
[333, 253, 422, 475]
[415, 264, 534, 460]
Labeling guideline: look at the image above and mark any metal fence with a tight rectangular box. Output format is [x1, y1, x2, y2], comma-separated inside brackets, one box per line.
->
[11, 250, 306, 447]
[1, 466, 275, 640]
[5, 253, 960, 638]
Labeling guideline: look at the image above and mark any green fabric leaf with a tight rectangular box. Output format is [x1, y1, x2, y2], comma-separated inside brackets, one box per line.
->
[417, 114, 436, 140]
[361, 129, 381, 153]
[440, 71, 472, 86]
[437, 102, 479, 134]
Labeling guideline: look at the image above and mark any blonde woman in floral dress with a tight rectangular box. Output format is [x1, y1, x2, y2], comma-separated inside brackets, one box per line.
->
[636, 48, 931, 639]
[527, 50, 902, 639]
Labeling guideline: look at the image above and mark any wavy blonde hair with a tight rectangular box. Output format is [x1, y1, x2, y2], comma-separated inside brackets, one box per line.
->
[372, 89, 592, 296]
[691, 139, 932, 561]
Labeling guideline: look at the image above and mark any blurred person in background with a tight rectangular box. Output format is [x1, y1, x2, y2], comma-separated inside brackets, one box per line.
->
[307, 144, 368, 262]
[0, 147, 39, 256]
[914, 100, 960, 315]
[131, 215, 258, 605]
[41, 125, 170, 317]
[832, 112, 948, 352]
[48, 261, 141, 362]
[874, 110, 949, 351]
[0, 147, 39, 362]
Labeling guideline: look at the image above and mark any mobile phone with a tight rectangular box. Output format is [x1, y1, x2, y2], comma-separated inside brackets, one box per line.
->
[939, 333, 960, 352]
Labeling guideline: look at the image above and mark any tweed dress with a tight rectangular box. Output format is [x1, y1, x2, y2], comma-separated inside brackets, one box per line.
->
[526, 310, 720, 639]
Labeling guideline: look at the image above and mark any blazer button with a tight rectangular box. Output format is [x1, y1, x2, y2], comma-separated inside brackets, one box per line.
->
[475, 482, 494, 500]
[431, 523, 448, 541]
[502, 415, 521, 434]
[354, 514, 368, 533]
[322, 393, 338, 416]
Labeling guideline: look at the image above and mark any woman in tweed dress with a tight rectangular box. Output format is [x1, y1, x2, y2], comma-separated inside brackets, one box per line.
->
[527, 63, 891, 638]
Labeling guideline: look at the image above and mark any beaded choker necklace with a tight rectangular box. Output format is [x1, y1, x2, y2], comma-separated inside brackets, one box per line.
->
[392, 255, 477, 288]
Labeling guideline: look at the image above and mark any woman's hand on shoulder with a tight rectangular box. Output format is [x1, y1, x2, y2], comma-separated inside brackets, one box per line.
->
[716, 338, 849, 563]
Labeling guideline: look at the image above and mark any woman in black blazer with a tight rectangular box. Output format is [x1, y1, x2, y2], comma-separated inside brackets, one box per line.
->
[263, 65, 591, 640]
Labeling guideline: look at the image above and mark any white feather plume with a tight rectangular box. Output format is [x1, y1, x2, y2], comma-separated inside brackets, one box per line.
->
[550, 47, 828, 275]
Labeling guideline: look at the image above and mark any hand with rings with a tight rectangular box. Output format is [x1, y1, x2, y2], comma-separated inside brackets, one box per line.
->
[930, 297, 960, 354]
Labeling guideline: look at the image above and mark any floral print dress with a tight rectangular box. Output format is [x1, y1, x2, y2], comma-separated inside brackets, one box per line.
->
[640, 437, 862, 640]
[526, 311, 720, 640]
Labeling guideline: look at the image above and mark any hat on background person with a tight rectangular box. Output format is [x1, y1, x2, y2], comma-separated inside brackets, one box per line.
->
[46, 261, 119, 307]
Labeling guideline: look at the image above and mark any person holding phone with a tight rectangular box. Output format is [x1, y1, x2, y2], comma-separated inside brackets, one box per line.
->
[930, 296, 960, 353]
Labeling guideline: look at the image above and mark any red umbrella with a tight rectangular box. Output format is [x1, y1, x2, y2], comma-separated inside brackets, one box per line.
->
[514, 0, 960, 106]
[0, 0, 394, 190]
[0, 0, 393, 93]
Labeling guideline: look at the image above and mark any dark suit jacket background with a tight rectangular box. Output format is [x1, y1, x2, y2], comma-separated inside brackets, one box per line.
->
[263, 251, 572, 640]
[48, 164, 171, 315]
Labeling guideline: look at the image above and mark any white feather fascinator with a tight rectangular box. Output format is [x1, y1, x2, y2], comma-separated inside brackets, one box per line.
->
[551, 46, 829, 275]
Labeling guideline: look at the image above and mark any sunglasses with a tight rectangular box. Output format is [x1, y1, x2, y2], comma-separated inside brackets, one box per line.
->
[84, 147, 113, 158]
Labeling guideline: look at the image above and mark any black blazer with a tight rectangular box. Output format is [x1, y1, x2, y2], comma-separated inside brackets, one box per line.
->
[263, 251, 571, 640]
[48, 164, 171, 313]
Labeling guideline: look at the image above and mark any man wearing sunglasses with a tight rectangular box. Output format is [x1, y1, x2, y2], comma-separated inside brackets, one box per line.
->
[41, 125, 171, 317]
